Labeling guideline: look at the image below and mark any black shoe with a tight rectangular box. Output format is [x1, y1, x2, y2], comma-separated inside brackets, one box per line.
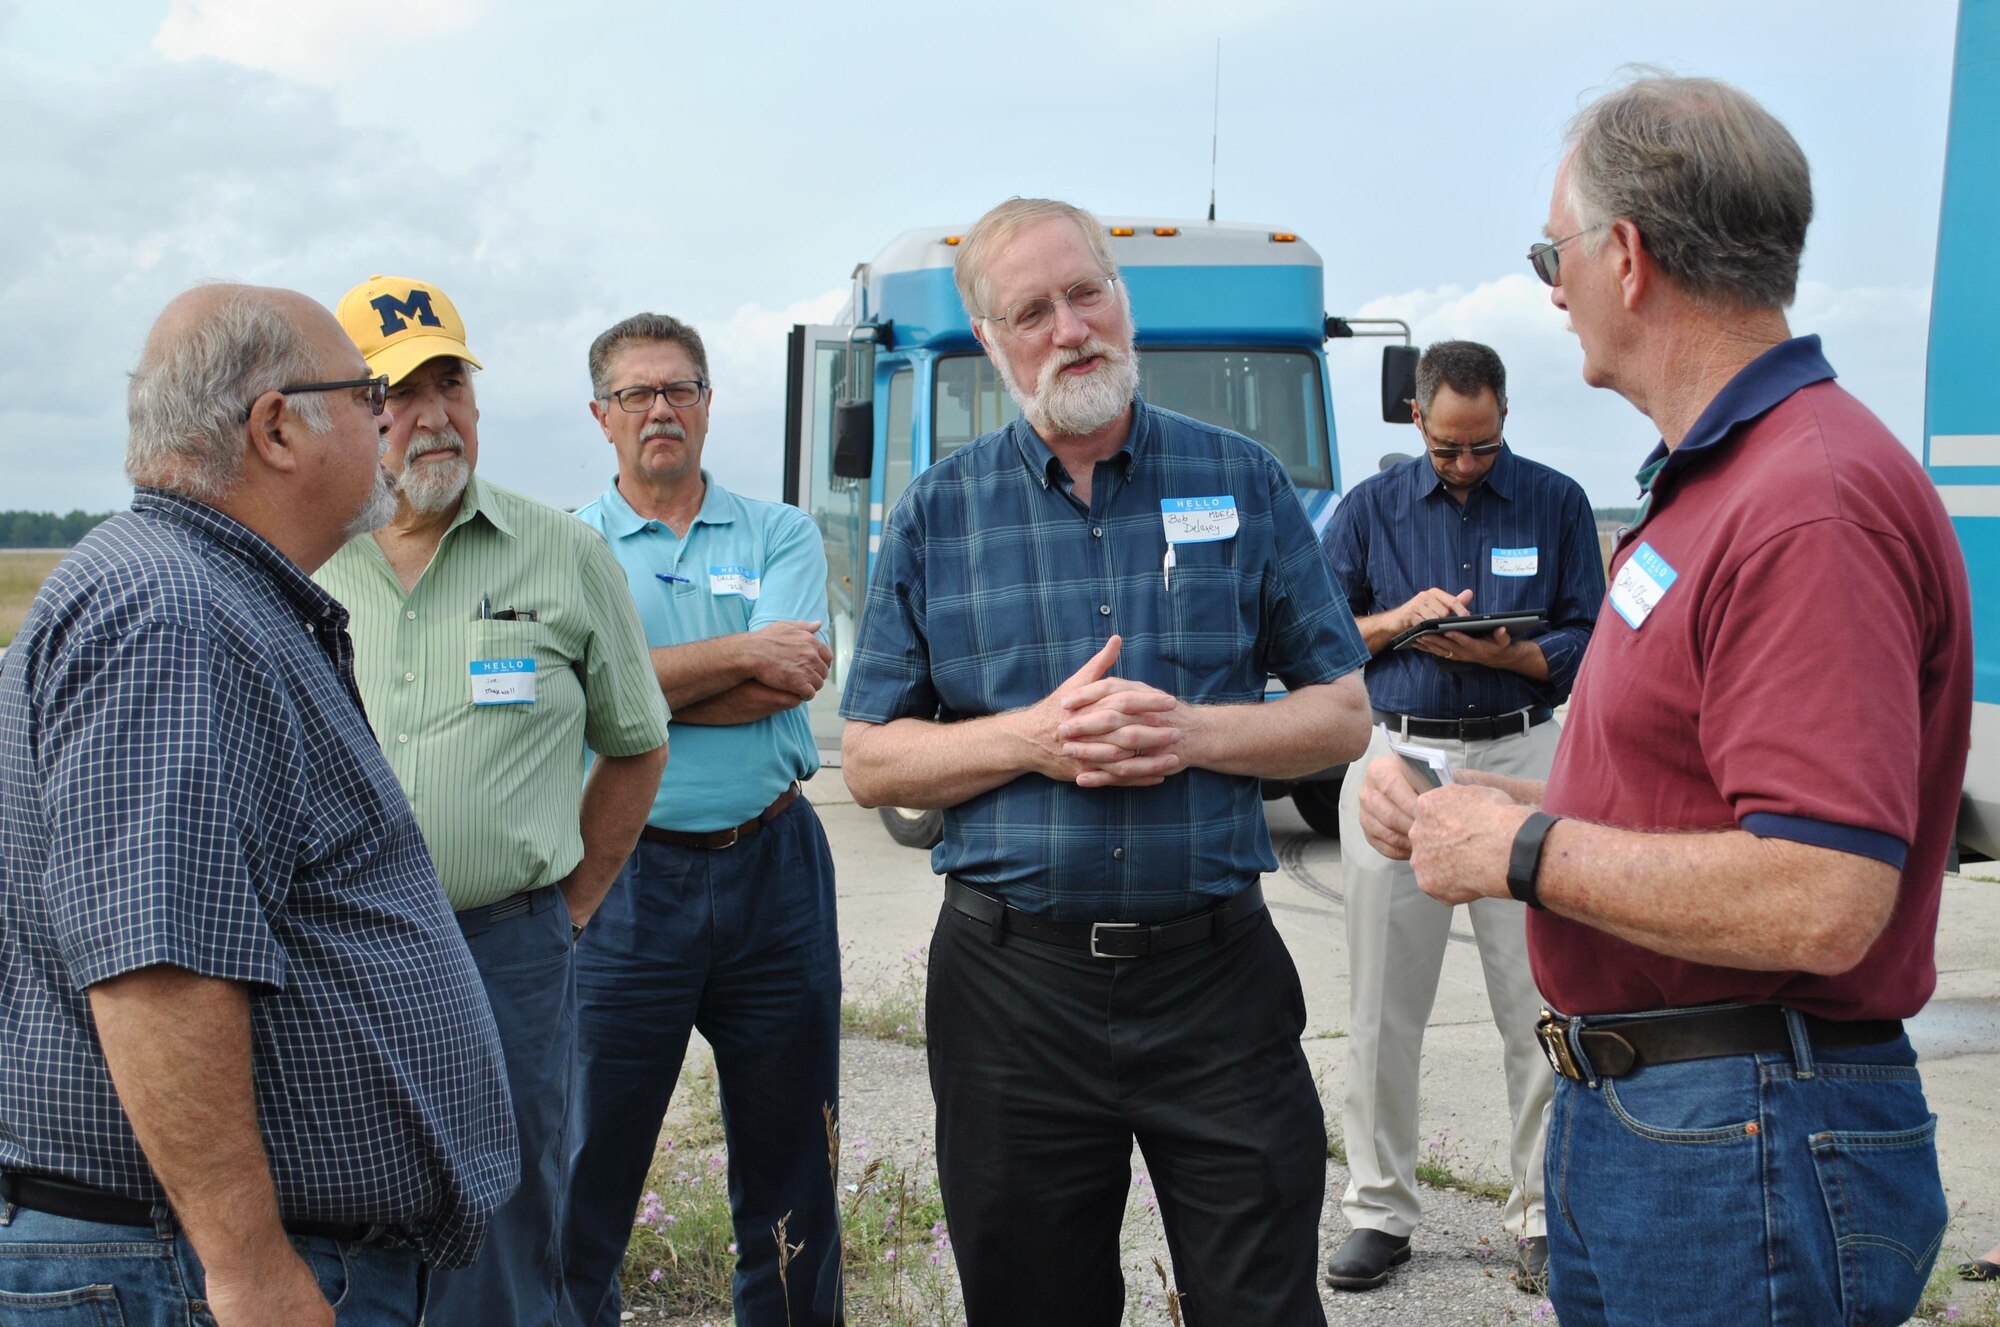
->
[1324, 1228, 1411, 1291]
[1512, 1235, 1549, 1295]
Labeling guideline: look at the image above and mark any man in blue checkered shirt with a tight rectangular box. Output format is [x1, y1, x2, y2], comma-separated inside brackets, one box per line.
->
[0, 285, 518, 1326]
[840, 198, 1374, 1325]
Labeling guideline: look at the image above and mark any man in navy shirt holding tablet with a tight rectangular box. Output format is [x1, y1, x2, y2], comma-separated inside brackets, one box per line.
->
[1319, 339, 1603, 1294]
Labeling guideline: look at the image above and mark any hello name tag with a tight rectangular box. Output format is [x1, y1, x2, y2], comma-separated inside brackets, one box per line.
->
[709, 565, 761, 600]
[1160, 496, 1239, 543]
[1608, 541, 1678, 630]
[470, 657, 537, 705]
[1492, 546, 1539, 577]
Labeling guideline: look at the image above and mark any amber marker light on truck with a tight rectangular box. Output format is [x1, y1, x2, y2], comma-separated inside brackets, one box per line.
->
[1109, 226, 1136, 236]
[1269, 232, 1298, 242]
[1153, 227, 1180, 236]
[942, 236, 962, 245]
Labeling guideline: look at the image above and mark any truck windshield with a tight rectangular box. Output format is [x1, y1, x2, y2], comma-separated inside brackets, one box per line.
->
[933, 348, 1332, 491]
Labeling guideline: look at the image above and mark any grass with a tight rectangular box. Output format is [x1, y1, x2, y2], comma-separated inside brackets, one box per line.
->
[1915, 1244, 2000, 1325]
[0, 550, 63, 647]
[839, 945, 928, 1049]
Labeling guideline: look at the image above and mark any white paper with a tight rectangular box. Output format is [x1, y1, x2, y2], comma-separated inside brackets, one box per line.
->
[1382, 726, 1455, 788]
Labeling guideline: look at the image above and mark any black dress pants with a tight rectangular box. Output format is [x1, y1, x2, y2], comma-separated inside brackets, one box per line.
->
[926, 900, 1328, 1327]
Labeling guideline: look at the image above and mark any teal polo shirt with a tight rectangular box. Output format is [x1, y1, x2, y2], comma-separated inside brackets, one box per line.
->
[576, 472, 825, 832]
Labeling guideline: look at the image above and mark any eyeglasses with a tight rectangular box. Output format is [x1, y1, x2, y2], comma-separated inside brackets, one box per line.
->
[245, 375, 390, 420]
[1526, 225, 1605, 287]
[1418, 419, 1504, 462]
[982, 275, 1119, 338]
[600, 380, 710, 413]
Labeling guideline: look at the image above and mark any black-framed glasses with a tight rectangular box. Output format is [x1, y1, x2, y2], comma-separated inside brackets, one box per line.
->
[244, 375, 389, 420]
[1527, 225, 1606, 287]
[982, 275, 1119, 337]
[601, 380, 709, 413]
[1418, 420, 1505, 462]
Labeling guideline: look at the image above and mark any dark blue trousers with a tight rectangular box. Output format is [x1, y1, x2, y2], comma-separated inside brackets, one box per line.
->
[429, 884, 576, 1327]
[565, 796, 842, 1327]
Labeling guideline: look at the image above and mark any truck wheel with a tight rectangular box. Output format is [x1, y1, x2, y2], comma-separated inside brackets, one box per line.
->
[879, 805, 944, 849]
[1292, 782, 1342, 839]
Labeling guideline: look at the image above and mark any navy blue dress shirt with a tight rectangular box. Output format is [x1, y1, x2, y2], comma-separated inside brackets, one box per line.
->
[0, 491, 517, 1268]
[1319, 444, 1604, 718]
[842, 400, 1370, 922]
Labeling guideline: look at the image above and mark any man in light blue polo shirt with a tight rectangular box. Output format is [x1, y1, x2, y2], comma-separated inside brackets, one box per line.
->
[565, 313, 841, 1327]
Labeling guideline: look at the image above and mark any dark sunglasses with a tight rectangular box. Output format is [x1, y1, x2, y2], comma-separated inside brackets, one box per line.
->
[1526, 225, 1605, 287]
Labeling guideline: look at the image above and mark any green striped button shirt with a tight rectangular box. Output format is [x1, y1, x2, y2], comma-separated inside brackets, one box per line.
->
[315, 475, 669, 909]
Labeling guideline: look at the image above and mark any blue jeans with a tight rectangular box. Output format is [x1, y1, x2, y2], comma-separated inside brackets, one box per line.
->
[429, 884, 576, 1327]
[565, 797, 842, 1327]
[0, 1206, 425, 1324]
[1545, 1010, 1947, 1326]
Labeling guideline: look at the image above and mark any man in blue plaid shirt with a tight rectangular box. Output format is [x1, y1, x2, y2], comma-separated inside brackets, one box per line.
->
[841, 198, 1373, 1326]
[0, 285, 517, 1326]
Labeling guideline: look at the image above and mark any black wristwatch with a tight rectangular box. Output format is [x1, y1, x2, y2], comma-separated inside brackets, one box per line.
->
[1507, 812, 1563, 911]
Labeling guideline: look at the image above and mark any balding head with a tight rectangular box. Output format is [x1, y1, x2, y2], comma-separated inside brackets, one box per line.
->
[127, 283, 356, 500]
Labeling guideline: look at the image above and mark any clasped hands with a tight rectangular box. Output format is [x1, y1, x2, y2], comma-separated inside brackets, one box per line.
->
[1035, 636, 1187, 789]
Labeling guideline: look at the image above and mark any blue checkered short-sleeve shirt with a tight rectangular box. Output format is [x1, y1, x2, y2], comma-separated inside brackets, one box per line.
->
[0, 491, 517, 1267]
[841, 401, 1369, 921]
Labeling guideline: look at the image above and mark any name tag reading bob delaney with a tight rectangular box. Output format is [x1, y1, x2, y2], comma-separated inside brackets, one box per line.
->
[1160, 496, 1239, 543]
[470, 657, 537, 705]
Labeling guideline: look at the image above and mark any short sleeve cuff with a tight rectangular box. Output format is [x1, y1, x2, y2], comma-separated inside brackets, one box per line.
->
[1741, 812, 1908, 869]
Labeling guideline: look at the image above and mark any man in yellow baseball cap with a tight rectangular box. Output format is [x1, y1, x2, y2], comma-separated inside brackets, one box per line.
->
[320, 275, 670, 1327]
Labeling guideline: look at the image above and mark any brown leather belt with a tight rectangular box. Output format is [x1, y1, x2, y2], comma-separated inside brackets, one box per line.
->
[1535, 1005, 1905, 1082]
[640, 783, 799, 851]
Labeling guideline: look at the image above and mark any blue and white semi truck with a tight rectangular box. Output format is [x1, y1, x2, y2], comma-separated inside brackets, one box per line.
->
[1928, 0, 1999, 856]
[783, 219, 1409, 846]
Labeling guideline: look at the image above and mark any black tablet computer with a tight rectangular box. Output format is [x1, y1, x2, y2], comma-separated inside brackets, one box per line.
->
[1388, 610, 1546, 651]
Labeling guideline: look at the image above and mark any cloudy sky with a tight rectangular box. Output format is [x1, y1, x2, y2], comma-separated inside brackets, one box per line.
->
[0, 1, 1958, 513]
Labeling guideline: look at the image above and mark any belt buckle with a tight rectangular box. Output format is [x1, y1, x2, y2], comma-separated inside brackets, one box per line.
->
[713, 827, 740, 849]
[1536, 1008, 1586, 1081]
[1089, 921, 1142, 959]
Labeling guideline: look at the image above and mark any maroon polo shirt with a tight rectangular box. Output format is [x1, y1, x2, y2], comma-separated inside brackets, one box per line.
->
[1535, 337, 1972, 1020]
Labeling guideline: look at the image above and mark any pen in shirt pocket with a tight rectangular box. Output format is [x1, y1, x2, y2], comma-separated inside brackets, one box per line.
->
[657, 573, 691, 586]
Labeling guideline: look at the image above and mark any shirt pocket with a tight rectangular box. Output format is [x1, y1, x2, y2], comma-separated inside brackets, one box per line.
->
[1160, 544, 1261, 695]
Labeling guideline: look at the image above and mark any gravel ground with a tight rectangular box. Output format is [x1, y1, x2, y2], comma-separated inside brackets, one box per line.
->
[629, 1035, 1554, 1326]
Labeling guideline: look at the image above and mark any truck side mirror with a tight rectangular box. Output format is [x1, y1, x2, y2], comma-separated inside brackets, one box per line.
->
[831, 400, 874, 479]
[1381, 345, 1419, 423]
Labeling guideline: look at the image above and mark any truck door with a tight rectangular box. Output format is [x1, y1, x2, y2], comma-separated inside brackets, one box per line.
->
[784, 324, 876, 760]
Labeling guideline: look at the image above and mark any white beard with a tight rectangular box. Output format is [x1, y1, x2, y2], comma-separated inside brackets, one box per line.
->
[343, 465, 399, 539]
[990, 334, 1140, 440]
[396, 428, 472, 515]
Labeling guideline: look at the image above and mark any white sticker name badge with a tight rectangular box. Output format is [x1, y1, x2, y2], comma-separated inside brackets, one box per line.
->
[470, 657, 537, 706]
[1608, 541, 1678, 630]
[1160, 496, 1240, 544]
[708, 565, 762, 600]
[1491, 546, 1539, 577]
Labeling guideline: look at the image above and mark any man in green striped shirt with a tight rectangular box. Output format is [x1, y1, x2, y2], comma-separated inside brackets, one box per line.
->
[316, 276, 669, 1327]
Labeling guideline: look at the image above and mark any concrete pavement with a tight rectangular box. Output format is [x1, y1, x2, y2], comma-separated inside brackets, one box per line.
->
[814, 776, 2000, 1265]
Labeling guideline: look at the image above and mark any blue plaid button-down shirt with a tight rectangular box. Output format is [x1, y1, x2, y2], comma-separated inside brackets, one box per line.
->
[842, 400, 1369, 922]
[0, 491, 517, 1268]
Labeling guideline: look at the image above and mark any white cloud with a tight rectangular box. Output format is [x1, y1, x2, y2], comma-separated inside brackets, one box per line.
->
[153, 0, 482, 84]
[1324, 273, 1931, 507]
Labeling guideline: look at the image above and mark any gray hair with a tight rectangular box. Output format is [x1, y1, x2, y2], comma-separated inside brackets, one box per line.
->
[588, 314, 710, 395]
[1414, 340, 1507, 413]
[1565, 72, 1813, 310]
[127, 288, 331, 500]
[954, 197, 1119, 321]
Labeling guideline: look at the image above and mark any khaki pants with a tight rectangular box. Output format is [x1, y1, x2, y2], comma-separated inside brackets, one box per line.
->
[1336, 718, 1560, 1239]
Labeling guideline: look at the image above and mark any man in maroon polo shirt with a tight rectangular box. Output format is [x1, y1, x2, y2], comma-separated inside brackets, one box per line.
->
[1357, 74, 1971, 1326]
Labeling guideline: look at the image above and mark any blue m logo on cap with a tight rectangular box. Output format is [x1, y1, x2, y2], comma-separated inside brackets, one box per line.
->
[371, 290, 444, 337]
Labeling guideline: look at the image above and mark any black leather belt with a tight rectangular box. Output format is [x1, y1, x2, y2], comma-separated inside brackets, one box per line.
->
[1535, 1005, 1905, 1082]
[943, 877, 1265, 959]
[1374, 706, 1552, 743]
[454, 883, 557, 926]
[642, 783, 799, 851]
[1, 1171, 380, 1244]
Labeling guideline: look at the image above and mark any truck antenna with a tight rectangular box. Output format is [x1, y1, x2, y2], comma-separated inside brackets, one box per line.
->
[1207, 39, 1220, 222]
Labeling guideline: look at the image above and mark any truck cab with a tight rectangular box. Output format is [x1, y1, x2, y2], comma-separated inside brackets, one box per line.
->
[784, 219, 1408, 845]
